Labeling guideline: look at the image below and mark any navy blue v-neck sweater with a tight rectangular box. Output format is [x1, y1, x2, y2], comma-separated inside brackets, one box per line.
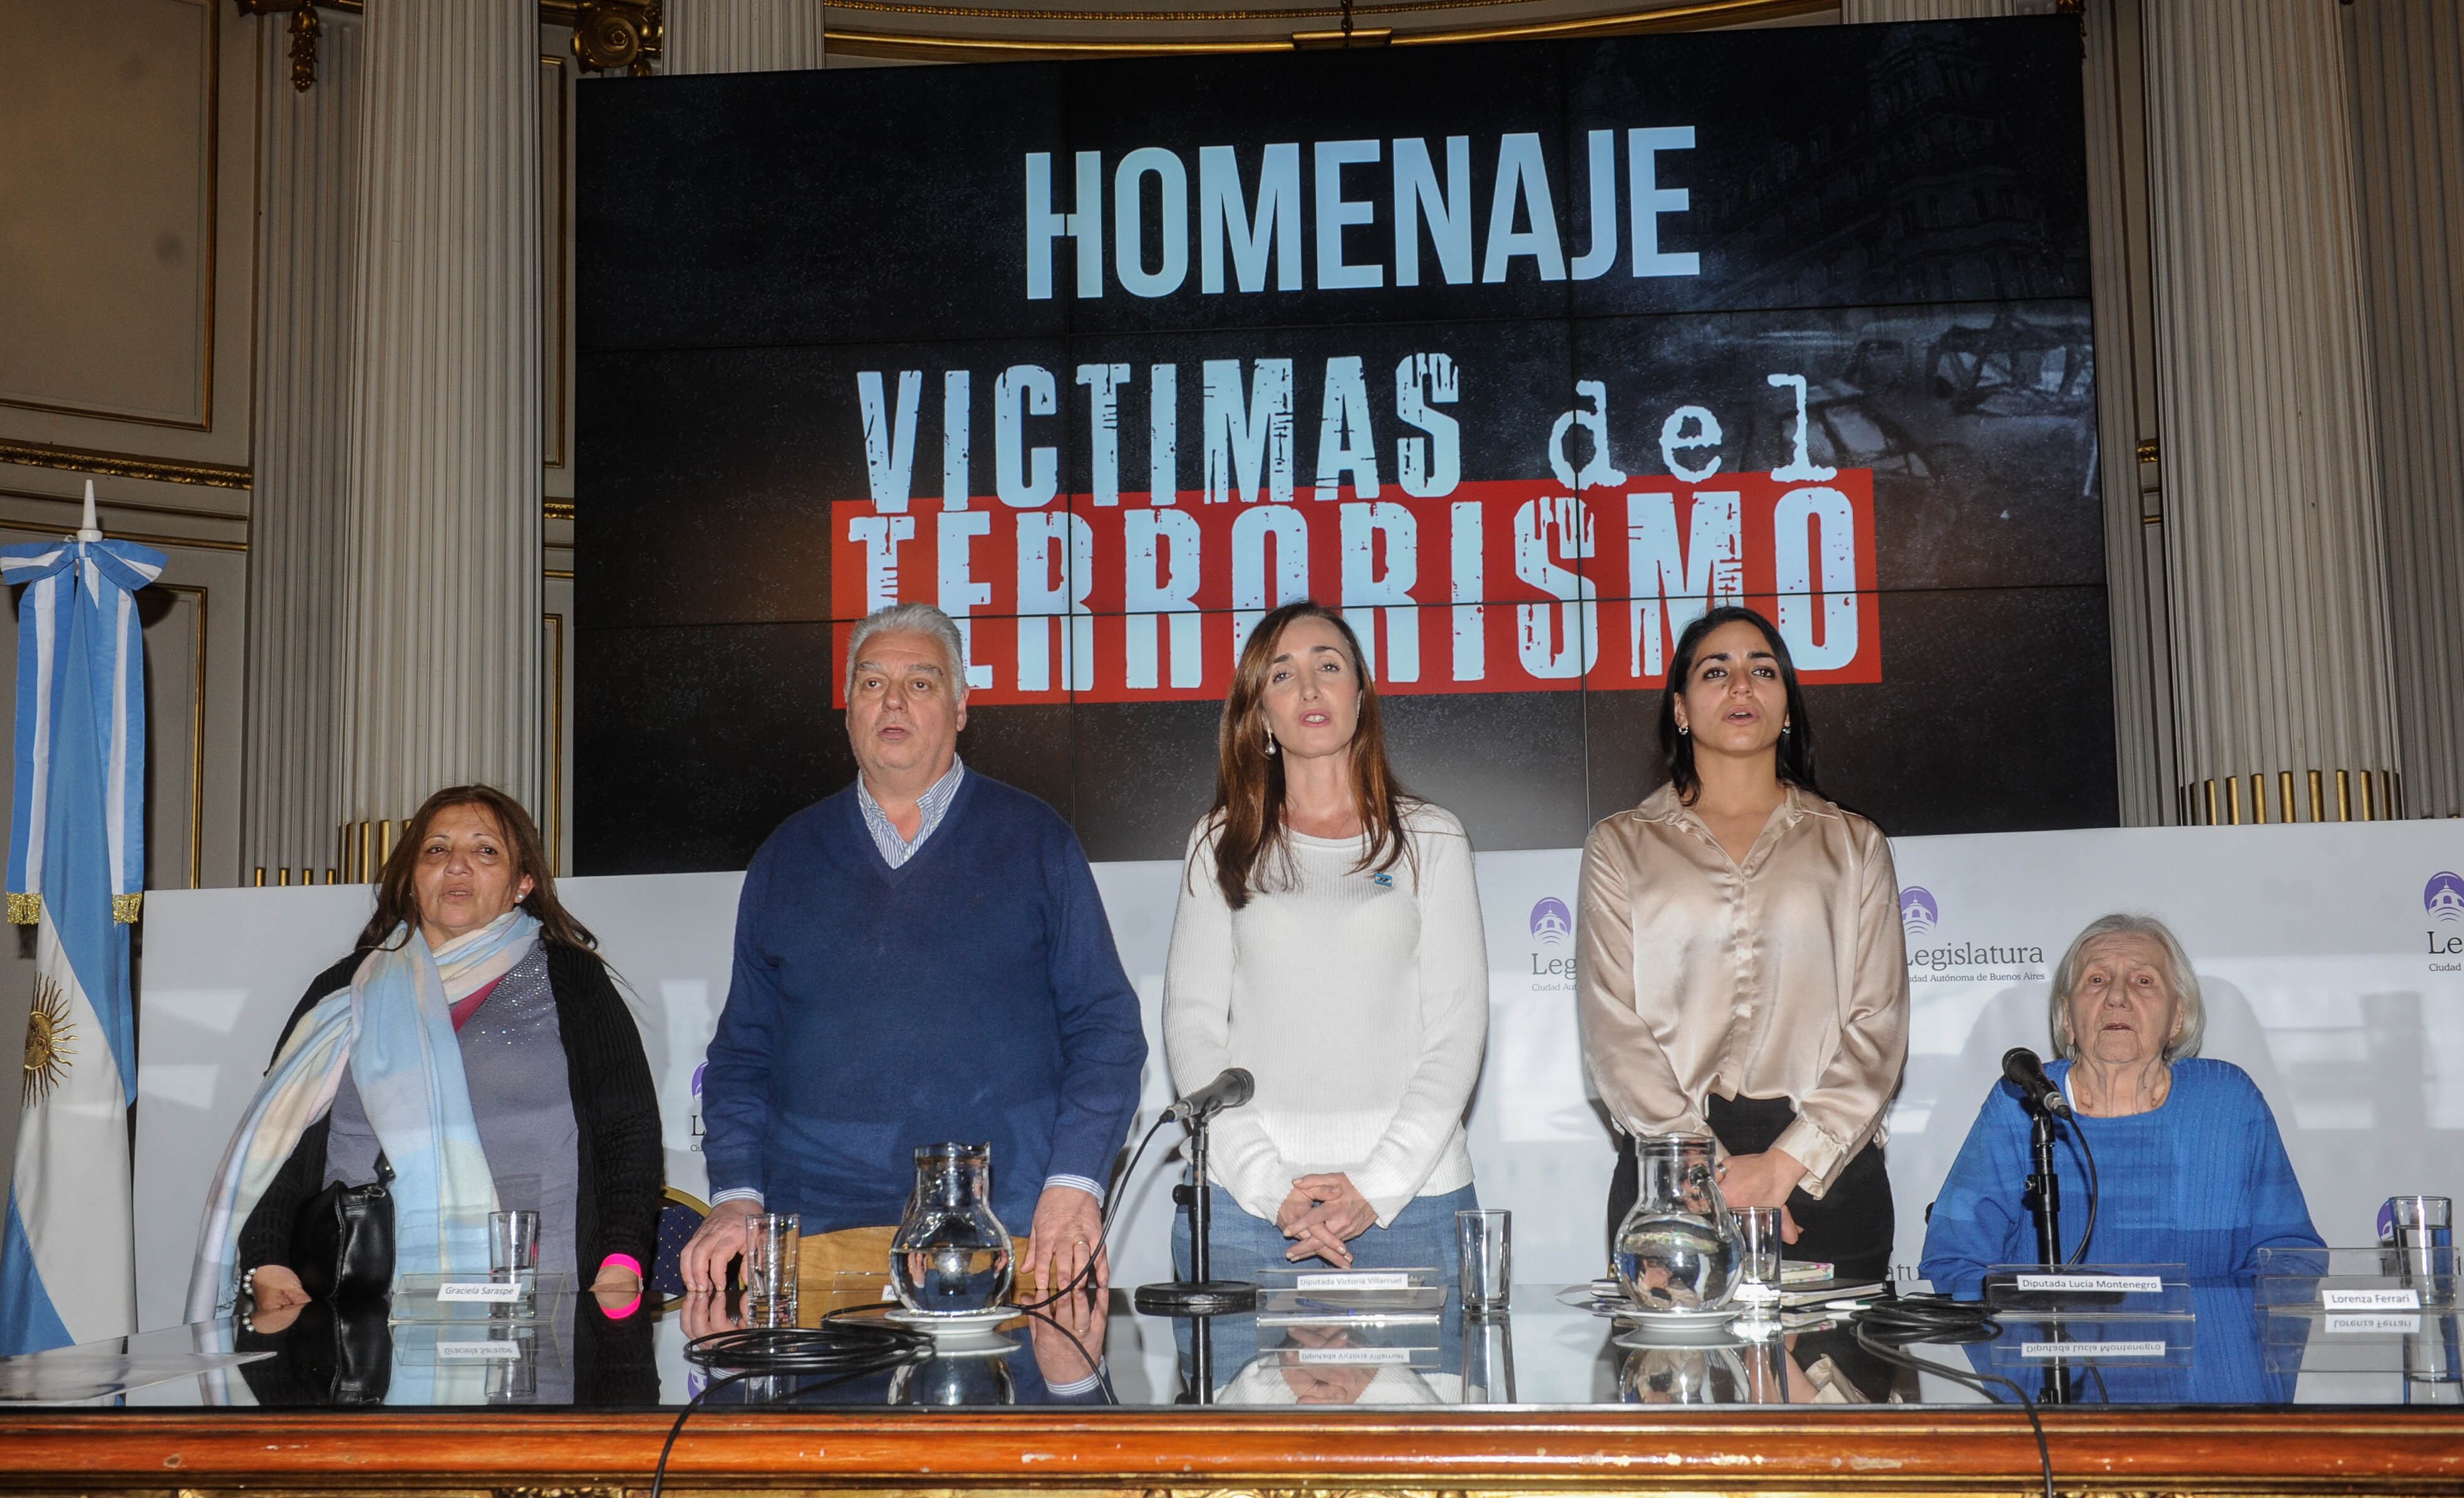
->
[701, 772, 1148, 1234]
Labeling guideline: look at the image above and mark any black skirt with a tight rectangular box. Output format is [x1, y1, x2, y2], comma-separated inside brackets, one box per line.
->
[1605, 1093, 1895, 1283]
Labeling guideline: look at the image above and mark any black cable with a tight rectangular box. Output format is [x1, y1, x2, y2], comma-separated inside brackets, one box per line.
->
[1017, 1303, 1116, 1402]
[651, 1105, 1173, 1497]
[1851, 1294, 2054, 1498]
[1015, 1110, 1176, 1312]
[648, 1316, 935, 1498]
[2063, 1118, 2100, 1267]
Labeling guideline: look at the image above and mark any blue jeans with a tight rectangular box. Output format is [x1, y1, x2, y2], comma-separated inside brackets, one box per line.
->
[1169, 1180, 1478, 1397]
[1174, 1180, 1479, 1287]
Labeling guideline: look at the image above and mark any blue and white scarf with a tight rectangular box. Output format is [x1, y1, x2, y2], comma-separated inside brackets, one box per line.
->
[186, 910, 541, 1320]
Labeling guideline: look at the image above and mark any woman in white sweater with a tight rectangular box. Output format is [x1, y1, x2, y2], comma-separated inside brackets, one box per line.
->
[1164, 601, 1489, 1286]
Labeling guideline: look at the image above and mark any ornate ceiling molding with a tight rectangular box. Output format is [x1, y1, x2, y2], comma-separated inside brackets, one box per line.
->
[237, 0, 1830, 74]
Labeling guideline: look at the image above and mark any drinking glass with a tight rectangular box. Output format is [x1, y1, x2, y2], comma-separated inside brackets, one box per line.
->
[746, 1212, 801, 1317]
[1457, 1208, 1511, 1315]
[1732, 1206, 1783, 1306]
[488, 1210, 541, 1278]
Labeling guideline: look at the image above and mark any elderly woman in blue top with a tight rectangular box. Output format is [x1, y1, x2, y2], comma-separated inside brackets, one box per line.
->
[1920, 914, 2321, 1295]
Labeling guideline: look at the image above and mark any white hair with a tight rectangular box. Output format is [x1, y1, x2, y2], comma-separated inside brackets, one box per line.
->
[844, 602, 968, 702]
[2047, 912, 2206, 1063]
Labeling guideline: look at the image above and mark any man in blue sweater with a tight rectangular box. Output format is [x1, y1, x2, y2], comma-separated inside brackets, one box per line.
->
[680, 603, 1147, 1313]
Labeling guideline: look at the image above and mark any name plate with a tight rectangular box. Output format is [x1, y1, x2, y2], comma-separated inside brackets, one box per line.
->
[2327, 1313, 2423, 1335]
[2021, 1340, 2165, 1358]
[2014, 1273, 2164, 1294]
[1295, 1272, 1412, 1291]
[1295, 1346, 1412, 1365]
[436, 1340, 523, 1360]
[2322, 1288, 2421, 1311]
[436, 1281, 523, 1303]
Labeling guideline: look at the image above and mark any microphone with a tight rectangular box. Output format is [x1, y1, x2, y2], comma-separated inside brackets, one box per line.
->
[2002, 1047, 2073, 1117]
[1167, 1068, 1255, 1123]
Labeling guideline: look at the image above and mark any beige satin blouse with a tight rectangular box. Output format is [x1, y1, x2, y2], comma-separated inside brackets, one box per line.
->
[1576, 783, 1908, 1198]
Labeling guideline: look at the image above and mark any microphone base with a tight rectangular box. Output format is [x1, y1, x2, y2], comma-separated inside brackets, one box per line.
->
[1134, 1279, 1258, 1317]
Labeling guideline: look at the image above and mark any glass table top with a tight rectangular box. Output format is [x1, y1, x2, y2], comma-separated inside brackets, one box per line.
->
[1, 1278, 2456, 1411]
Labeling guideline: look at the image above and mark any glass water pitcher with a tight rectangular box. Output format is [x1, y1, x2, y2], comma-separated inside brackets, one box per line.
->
[1612, 1133, 1742, 1313]
[891, 1141, 1016, 1315]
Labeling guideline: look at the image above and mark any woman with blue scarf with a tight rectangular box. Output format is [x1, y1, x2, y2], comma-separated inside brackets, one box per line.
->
[189, 787, 661, 1323]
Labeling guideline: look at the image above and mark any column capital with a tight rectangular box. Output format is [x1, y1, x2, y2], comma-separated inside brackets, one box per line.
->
[573, 0, 665, 75]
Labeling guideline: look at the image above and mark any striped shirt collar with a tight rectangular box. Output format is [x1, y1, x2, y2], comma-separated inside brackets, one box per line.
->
[856, 754, 967, 869]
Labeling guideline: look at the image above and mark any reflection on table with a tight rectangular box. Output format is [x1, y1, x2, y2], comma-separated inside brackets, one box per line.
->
[1, 1280, 2458, 1409]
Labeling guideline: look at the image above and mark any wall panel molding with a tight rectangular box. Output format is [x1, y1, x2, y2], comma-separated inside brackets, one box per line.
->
[0, 440, 251, 490]
[0, 0, 258, 471]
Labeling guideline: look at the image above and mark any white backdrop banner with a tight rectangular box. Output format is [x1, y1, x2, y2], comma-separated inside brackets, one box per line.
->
[134, 820, 2464, 1332]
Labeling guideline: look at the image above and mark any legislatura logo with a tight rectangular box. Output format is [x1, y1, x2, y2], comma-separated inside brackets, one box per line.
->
[1528, 896, 1576, 979]
[2426, 872, 2464, 963]
[1900, 885, 2045, 978]
[1899, 886, 1939, 938]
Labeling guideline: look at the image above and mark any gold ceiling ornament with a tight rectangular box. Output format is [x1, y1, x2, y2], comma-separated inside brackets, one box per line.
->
[289, 5, 321, 91]
[824, 0, 1830, 59]
[229, 1, 324, 91]
[574, 0, 665, 75]
[23, 974, 74, 1107]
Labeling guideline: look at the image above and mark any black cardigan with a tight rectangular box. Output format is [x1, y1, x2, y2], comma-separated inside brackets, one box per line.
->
[235, 943, 663, 1286]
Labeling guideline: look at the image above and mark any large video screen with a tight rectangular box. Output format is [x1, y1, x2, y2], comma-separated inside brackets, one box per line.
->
[576, 16, 2111, 873]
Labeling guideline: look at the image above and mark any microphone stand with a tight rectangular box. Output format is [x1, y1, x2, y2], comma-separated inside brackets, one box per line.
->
[2022, 1101, 2063, 1270]
[1134, 1106, 1261, 1324]
[2019, 1095, 2073, 1405]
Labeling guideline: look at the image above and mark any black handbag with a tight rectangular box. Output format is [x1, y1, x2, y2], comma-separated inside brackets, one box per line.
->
[237, 1296, 393, 1407]
[291, 1155, 395, 1301]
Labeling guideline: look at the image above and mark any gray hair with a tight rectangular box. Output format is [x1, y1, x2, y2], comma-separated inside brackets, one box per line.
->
[844, 602, 968, 702]
[2047, 912, 2205, 1063]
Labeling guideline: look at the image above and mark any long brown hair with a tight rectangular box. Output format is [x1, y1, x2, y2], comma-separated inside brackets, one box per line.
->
[355, 785, 597, 952]
[1206, 601, 1413, 909]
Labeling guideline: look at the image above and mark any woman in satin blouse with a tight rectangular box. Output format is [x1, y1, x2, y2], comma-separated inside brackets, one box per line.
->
[1577, 606, 1908, 1281]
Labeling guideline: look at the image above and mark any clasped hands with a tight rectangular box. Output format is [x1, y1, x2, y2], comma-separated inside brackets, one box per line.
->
[1712, 1147, 1804, 1244]
[1276, 1172, 1377, 1266]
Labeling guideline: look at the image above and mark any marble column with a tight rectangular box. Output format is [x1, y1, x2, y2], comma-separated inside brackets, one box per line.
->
[1845, 0, 2175, 824]
[2140, 0, 2402, 824]
[2080, 0, 2175, 825]
[334, 0, 542, 840]
[242, 11, 361, 882]
[2346, 0, 2464, 819]
[665, 0, 827, 73]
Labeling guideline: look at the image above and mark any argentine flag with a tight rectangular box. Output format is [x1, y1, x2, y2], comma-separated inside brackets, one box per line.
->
[0, 500, 160, 1355]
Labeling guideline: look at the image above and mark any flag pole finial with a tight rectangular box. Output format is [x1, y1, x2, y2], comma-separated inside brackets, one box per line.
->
[76, 480, 102, 544]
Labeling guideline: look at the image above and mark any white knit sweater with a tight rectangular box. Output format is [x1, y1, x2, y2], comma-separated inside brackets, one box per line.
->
[1162, 802, 1489, 1226]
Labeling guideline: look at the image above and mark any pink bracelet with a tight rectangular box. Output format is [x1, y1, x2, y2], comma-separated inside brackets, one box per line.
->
[598, 1254, 646, 1319]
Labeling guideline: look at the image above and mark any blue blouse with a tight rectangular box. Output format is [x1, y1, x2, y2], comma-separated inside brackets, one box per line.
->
[1918, 1057, 2322, 1297]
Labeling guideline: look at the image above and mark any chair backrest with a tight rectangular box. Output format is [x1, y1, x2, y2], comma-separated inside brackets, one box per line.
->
[653, 1187, 708, 1297]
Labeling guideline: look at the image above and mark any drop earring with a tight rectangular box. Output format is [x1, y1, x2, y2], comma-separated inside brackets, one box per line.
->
[1265, 733, 1278, 757]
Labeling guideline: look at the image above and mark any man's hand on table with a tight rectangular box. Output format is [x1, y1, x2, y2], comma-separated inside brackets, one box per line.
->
[1025, 1184, 1107, 1331]
[676, 1286, 745, 1340]
[680, 1197, 762, 1293]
